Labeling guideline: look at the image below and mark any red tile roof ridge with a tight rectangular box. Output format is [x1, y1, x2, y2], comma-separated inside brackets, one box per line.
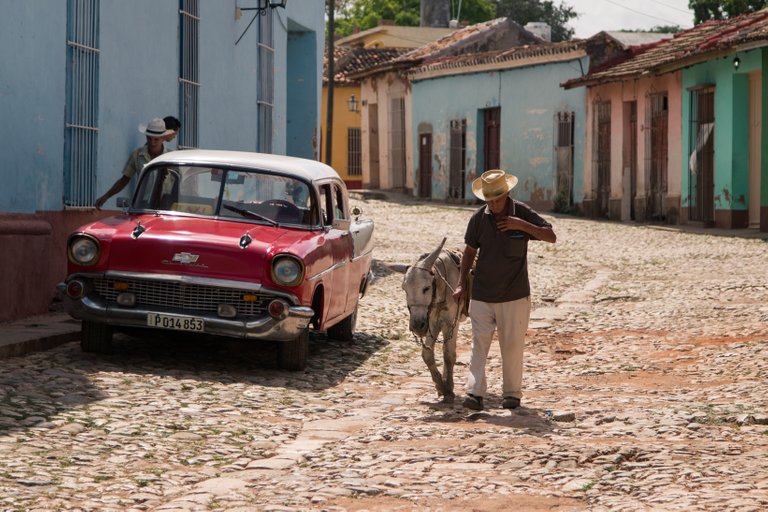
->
[698, 9, 768, 50]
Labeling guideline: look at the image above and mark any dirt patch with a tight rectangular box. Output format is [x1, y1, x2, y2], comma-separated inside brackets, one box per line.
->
[325, 495, 587, 511]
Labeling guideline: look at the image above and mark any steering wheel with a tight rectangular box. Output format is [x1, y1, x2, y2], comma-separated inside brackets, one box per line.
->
[264, 199, 301, 214]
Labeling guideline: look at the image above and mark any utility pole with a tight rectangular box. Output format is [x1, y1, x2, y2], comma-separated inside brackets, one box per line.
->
[324, 0, 335, 165]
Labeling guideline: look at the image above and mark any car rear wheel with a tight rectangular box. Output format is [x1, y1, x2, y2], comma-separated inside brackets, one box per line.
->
[279, 329, 308, 371]
[327, 305, 357, 342]
[81, 320, 113, 353]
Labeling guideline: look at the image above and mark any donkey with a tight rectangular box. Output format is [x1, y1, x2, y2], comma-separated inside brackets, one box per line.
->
[402, 237, 468, 402]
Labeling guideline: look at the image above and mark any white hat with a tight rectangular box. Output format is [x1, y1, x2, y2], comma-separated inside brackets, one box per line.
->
[471, 170, 519, 201]
[139, 117, 174, 138]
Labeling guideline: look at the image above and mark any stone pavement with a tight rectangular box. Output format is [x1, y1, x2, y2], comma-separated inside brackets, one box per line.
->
[1, 196, 767, 511]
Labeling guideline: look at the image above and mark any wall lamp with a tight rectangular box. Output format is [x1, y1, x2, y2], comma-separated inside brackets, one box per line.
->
[733, 56, 741, 70]
[239, 0, 287, 16]
[347, 94, 359, 112]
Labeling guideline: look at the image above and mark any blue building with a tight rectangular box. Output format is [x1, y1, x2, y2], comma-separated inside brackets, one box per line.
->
[0, 0, 324, 321]
[409, 41, 588, 211]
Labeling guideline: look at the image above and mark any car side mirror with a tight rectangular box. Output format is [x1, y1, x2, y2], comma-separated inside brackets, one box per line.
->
[351, 206, 362, 220]
[116, 197, 130, 208]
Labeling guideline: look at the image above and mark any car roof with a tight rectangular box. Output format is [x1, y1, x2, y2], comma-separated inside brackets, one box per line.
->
[150, 149, 342, 183]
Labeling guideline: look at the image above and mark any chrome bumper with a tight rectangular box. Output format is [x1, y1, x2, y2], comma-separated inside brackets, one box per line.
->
[58, 283, 313, 342]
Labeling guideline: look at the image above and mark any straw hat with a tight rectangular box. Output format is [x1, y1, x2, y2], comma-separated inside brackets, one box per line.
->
[471, 170, 518, 201]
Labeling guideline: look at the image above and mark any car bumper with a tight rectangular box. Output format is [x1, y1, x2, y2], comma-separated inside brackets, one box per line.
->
[58, 283, 313, 342]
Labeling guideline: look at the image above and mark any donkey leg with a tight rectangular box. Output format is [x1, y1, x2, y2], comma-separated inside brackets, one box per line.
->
[421, 338, 446, 398]
[441, 328, 458, 402]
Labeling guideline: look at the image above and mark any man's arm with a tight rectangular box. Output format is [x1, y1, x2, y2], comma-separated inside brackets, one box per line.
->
[452, 245, 477, 304]
[95, 175, 131, 210]
[497, 216, 556, 243]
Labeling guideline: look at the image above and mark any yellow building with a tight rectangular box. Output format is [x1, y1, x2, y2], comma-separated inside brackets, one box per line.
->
[336, 23, 455, 49]
[321, 46, 406, 189]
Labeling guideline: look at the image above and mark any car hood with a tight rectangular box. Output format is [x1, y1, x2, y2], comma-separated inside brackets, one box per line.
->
[87, 214, 312, 283]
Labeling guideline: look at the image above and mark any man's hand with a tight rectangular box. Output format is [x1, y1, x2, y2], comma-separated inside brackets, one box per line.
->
[452, 285, 464, 304]
[94, 196, 106, 210]
[496, 215, 527, 232]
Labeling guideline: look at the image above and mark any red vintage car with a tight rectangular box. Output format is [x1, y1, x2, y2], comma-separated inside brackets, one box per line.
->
[59, 150, 374, 370]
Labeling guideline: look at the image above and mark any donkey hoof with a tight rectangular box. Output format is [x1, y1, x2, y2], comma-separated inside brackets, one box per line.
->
[441, 393, 456, 404]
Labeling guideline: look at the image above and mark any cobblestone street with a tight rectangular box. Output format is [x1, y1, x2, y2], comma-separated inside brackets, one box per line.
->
[1, 195, 767, 511]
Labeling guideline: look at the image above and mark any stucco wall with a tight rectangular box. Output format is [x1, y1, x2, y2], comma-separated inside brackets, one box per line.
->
[583, 72, 683, 222]
[321, 84, 362, 183]
[360, 71, 411, 190]
[411, 59, 587, 210]
[682, 49, 762, 226]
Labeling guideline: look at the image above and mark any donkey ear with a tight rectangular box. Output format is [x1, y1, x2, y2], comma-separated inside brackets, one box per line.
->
[389, 263, 409, 274]
[421, 237, 447, 269]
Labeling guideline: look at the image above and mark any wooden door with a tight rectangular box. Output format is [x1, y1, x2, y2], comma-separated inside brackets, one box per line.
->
[484, 107, 501, 171]
[749, 72, 762, 228]
[368, 104, 380, 189]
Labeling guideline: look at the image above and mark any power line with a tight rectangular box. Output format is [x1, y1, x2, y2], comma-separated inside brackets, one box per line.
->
[647, 0, 694, 16]
[599, 0, 683, 26]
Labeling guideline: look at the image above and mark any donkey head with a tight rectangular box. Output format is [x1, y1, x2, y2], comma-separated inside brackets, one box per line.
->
[402, 237, 446, 336]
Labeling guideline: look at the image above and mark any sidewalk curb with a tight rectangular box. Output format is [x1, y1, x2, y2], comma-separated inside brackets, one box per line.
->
[0, 313, 80, 360]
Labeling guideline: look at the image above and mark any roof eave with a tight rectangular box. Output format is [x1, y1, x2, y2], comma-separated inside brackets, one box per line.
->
[412, 49, 586, 82]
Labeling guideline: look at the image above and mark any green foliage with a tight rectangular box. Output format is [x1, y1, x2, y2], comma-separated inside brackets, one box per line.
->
[621, 25, 683, 33]
[493, 0, 578, 41]
[688, 0, 768, 24]
[333, 0, 496, 38]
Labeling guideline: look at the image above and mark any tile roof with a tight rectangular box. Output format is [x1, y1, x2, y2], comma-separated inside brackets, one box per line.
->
[564, 9, 768, 88]
[396, 17, 510, 62]
[409, 40, 586, 78]
[603, 31, 674, 48]
[347, 17, 545, 80]
[323, 46, 408, 85]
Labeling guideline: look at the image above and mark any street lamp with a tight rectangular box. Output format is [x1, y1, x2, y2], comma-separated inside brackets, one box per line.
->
[347, 94, 358, 112]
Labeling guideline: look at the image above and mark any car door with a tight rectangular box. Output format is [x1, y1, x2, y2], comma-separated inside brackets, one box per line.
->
[318, 182, 351, 324]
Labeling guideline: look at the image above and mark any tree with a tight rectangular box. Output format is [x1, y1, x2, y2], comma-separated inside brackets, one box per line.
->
[621, 25, 683, 33]
[688, 0, 768, 24]
[493, 0, 578, 41]
[334, 0, 496, 38]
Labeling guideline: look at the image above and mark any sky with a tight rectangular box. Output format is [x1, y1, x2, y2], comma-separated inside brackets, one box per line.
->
[564, 0, 696, 38]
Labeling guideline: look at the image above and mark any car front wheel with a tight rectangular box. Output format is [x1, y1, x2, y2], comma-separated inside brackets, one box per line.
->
[81, 320, 113, 353]
[279, 329, 308, 371]
[327, 305, 357, 342]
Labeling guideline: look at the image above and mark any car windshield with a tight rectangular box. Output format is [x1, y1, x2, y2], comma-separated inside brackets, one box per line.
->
[133, 165, 316, 226]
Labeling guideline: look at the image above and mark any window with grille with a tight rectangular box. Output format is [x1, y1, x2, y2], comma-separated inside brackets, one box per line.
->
[347, 128, 362, 176]
[64, 0, 100, 208]
[258, 13, 274, 153]
[179, 0, 199, 149]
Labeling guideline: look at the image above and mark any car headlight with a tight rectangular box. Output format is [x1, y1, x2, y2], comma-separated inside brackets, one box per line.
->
[271, 255, 304, 287]
[68, 234, 100, 266]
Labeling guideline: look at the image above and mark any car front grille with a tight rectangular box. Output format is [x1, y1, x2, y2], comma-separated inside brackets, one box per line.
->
[93, 277, 277, 316]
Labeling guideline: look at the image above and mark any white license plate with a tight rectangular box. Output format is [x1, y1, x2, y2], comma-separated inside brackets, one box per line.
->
[147, 313, 204, 332]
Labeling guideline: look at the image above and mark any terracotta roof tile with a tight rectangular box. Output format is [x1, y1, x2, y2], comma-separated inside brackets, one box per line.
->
[410, 40, 585, 76]
[323, 46, 408, 85]
[564, 9, 768, 88]
[397, 18, 510, 62]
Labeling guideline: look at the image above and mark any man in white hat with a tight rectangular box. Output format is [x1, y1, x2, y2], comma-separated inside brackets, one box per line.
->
[95, 117, 175, 210]
[452, 170, 556, 411]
